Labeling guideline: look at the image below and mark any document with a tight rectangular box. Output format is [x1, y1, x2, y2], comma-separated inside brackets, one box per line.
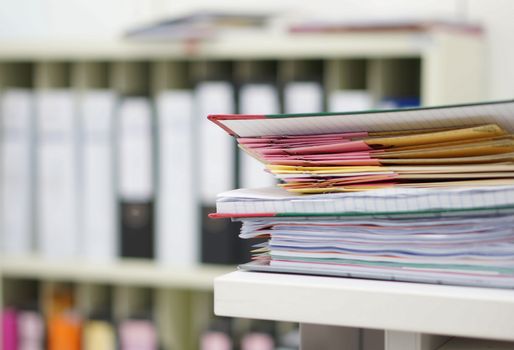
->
[235, 124, 514, 193]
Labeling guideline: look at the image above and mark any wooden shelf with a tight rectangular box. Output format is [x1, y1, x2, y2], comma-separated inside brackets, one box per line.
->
[215, 271, 514, 341]
[0, 256, 234, 290]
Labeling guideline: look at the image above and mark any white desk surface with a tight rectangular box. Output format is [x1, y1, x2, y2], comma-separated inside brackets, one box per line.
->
[215, 271, 514, 341]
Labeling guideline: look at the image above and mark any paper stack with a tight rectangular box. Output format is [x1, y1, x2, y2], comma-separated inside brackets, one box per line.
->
[242, 125, 514, 193]
[209, 99, 514, 288]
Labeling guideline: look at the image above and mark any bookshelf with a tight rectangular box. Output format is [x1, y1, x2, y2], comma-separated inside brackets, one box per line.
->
[0, 27, 485, 349]
[215, 271, 514, 349]
[0, 257, 232, 290]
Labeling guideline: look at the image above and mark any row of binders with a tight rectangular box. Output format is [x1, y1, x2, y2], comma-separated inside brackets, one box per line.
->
[0, 61, 419, 265]
[210, 99, 514, 288]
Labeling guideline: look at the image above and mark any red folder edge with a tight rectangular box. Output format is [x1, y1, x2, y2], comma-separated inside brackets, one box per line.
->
[208, 114, 266, 137]
[208, 212, 276, 219]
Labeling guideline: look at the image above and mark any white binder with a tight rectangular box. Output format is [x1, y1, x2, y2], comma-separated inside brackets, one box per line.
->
[117, 97, 154, 202]
[156, 90, 197, 266]
[328, 90, 372, 112]
[0, 89, 34, 255]
[196, 81, 235, 205]
[36, 89, 79, 258]
[283, 81, 323, 114]
[80, 90, 117, 262]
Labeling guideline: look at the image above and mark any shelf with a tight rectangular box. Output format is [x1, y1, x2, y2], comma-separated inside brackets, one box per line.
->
[0, 30, 479, 60]
[0, 256, 234, 290]
[215, 271, 514, 341]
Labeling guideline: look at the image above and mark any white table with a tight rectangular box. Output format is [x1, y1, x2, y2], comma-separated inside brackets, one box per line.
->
[214, 271, 514, 350]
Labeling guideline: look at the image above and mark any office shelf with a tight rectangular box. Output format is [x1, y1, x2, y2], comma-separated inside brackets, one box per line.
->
[0, 30, 477, 60]
[0, 27, 486, 350]
[0, 256, 233, 290]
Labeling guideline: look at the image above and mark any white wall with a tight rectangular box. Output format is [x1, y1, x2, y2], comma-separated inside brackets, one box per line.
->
[467, 0, 514, 99]
[0, 0, 512, 99]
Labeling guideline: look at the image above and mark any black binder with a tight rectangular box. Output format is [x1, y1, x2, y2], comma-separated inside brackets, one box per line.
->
[120, 201, 154, 259]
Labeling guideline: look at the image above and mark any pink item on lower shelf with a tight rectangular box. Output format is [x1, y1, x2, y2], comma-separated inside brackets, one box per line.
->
[200, 331, 233, 350]
[2, 308, 18, 350]
[119, 319, 158, 350]
[18, 311, 45, 350]
[241, 332, 274, 350]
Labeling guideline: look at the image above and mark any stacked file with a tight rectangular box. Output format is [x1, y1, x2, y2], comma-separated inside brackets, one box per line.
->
[209, 99, 514, 288]
[238, 124, 514, 193]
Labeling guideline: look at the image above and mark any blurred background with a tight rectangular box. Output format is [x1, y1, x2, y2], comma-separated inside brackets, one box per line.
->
[0, 0, 512, 349]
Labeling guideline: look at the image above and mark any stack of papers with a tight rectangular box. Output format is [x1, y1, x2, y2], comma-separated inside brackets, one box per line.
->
[239, 123, 514, 193]
[238, 212, 514, 288]
[208, 99, 514, 288]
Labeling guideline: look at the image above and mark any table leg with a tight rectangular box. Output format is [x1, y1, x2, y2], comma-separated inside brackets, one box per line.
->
[300, 323, 359, 350]
[385, 331, 450, 350]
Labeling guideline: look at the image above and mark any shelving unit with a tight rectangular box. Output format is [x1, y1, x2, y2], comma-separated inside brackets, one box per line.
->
[0, 256, 233, 290]
[215, 271, 514, 349]
[0, 27, 486, 349]
[0, 258, 234, 349]
[0, 29, 485, 107]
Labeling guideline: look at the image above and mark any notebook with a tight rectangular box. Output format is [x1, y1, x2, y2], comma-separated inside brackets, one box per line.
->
[209, 100, 514, 193]
[212, 185, 514, 218]
[209, 99, 514, 137]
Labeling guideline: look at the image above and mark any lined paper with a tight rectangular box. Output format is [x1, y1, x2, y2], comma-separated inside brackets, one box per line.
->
[216, 100, 514, 137]
[216, 185, 514, 215]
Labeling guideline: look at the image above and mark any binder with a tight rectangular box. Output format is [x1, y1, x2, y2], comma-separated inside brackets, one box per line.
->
[0, 89, 34, 255]
[328, 90, 372, 112]
[117, 97, 155, 259]
[281, 60, 324, 115]
[326, 60, 370, 112]
[156, 90, 198, 266]
[80, 90, 117, 262]
[36, 89, 79, 258]
[283, 81, 323, 114]
[196, 81, 240, 264]
[197, 81, 235, 204]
